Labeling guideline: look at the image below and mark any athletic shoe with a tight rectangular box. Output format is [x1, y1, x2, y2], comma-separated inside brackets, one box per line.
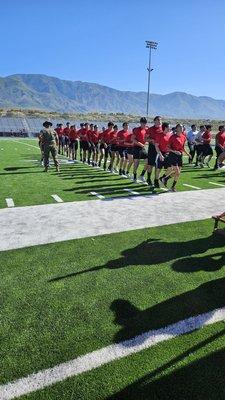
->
[170, 187, 177, 192]
[122, 174, 128, 178]
[114, 168, 119, 173]
[139, 175, 147, 183]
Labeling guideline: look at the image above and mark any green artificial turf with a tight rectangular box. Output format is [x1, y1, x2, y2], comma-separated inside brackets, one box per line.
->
[0, 138, 224, 208]
[1, 219, 225, 399]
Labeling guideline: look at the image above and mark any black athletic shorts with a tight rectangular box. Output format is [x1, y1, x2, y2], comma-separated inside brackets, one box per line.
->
[64, 136, 69, 146]
[147, 143, 157, 166]
[202, 144, 213, 156]
[156, 152, 169, 169]
[69, 139, 79, 150]
[127, 147, 133, 155]
[111, 144, 118, 152]
[81, 141, 90, 151]
[167, 152, 183, 167]
[196, 144, 204, 156]
[215, 145, 223, 158]
[117, 146, 127, 157]
[133, 146, 148, 160]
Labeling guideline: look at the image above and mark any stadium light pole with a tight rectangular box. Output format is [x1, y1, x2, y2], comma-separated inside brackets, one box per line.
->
[146, 40, 158, 118]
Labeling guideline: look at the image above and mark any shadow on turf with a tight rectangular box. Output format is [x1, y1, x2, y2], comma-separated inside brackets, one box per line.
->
[109, 275, 225, 344]
[107, 328, 225, 400]
[49, 233, 225, 283]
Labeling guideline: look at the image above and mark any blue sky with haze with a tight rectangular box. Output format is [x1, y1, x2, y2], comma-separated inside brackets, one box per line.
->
[1, 0, 225, 99]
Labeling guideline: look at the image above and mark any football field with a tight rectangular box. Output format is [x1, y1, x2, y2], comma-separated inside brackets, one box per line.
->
[1, 138, 225, 400]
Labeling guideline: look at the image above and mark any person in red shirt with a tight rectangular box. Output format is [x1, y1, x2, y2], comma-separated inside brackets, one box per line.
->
[89, 124, 100, 167]
[79, 123, 90, 163]
[123, 128, 134, 177]
[55, 123, 64, 155]
[63, 122, 71, 157]
[116, 122, 130, 176]
[107, 124, 119, 172]
[68, 125, 79, 161]
[214, 125, 225, 169]
[160, 124, 190, 192]
[140, 116, 163, 187]
[87, 123, 94, 165]
[76, 123, 84, 161]
[131, 117, 148, 182]
[100, 122, 114, 170]
[201, 124, 213, 167]
[154, 122, 171, 186]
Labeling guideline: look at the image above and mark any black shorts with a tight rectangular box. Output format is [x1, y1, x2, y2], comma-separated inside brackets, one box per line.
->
[69, 139, 79, 150]
[147, 143, 157, 166]
[156, 152, 169, 169]
[81, 141, 90, 151]
[215, 146, 223, 158]
[167, 152, 183, 167]
[64, 136, 69, 145]
[196, 144, 204, 156]
[59, 136, 65, 145]
[117, 146, 127, 157]
[127, 147, 133, 155]
[111, 144, 118, 152]
[133, 146, 148, 160]
[202, 144, 213, 156]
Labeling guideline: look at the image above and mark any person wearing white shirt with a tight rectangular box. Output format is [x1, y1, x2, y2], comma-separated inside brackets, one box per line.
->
[187, 124, 198, 164]
[195, 125, 206, 167]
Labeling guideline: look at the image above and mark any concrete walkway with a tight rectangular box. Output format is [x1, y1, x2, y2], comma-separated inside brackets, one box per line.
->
[1, 188, 225, 252]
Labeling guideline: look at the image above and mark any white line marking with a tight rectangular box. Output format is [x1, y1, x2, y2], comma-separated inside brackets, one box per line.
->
[123, 188, 140, 195]
[209, 181, 225, 187]
[90, 191, 105, 199]
[183, 184, 201, 190]
[11, 140, 39, 150]
[5, 198, 15, 208]
[51, 195, 63, 203]
[1, 307, 225, 399]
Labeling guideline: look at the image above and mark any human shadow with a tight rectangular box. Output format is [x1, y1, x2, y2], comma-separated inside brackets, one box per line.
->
[110, 276, 225, 344]
[172, 251, 225, 273]
[49, 234, 225, 282]
[107, 332, 225, 400]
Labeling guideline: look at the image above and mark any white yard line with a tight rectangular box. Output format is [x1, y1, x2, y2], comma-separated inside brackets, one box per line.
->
[5, 198, 14, 208]
[11, 140, 40, 150]
[90, 191, 105, 199]
[209, 181, 225, 187]
[51, 195, 63, 203]
[123, 188, 140, 195]
[183, 184, 201, 190]
[0, 306, 225, 400]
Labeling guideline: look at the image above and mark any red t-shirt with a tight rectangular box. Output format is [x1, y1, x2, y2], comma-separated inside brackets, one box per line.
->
[216, 131, 225, 148]
[202, 130, 212, 144]
[124, 132, 133, 147]
[69, 128, 79, 140]
[55, 127, 64, 137]
[155, 132, 172, 153]
[79, 128, 89, 142]
[63, 127, 71, 137]
[168, 133, 186, 152]
[108, 130, 119, 145]
[117, 130, 129, 147]
[132, 127, 147, 147]
[102, 129, 113, 144]
[147, 125, 163, 141]
[89, 130, 99, 144]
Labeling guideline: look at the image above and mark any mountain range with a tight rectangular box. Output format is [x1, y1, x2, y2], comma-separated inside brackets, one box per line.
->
[0, 74, 225, 119]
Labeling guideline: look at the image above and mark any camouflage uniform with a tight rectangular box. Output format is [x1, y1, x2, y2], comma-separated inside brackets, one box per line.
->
[40, 128, 59, 171]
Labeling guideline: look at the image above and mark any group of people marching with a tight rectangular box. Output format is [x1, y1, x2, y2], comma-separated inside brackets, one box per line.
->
[38, 117, 225, 192]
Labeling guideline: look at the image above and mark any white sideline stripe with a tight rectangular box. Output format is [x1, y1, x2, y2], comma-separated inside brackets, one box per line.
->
[123, 188, 140, 195]
[1, 307, 225, 400]
[183, 184, 201, 190]
[51, 195, 63, 203]
[5, 198, 14, 208]
[209, 181, 225, 187]
[90, 191, 105, 199]
[11, 140, 39, 150]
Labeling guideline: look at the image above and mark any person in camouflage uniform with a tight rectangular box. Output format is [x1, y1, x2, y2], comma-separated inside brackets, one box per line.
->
[39, 121, 59, 172]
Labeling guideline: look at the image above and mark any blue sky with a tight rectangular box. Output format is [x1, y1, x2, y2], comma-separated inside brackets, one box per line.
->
[1, 0, 225, 99]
